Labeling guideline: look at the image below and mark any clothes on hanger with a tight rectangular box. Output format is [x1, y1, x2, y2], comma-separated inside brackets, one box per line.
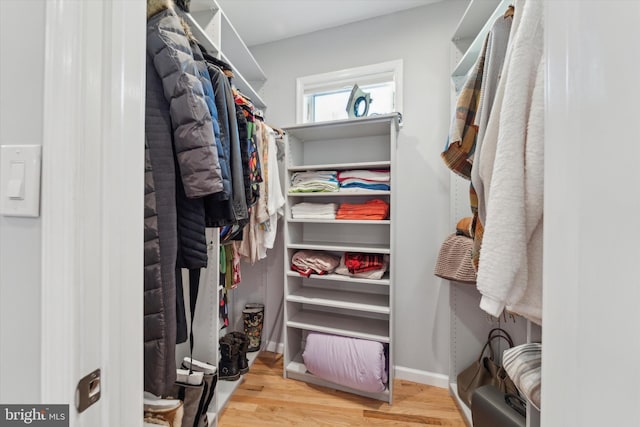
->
[475, 0, 544, 325]
[440, 0, 544, 324]
[143, 0, 281, 396]
[144, 0, 224, 397]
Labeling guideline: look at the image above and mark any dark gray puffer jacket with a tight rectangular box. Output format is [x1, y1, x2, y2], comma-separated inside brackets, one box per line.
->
[144, 0, 222, 397]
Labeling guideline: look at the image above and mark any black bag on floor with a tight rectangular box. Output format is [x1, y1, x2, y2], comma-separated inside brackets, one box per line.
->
[471, 385, 526, 427]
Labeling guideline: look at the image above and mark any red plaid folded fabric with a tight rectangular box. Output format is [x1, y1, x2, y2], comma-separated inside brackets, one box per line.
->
[344, 253, 385, 274]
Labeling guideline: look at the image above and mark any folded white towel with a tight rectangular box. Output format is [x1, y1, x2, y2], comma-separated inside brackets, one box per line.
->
[338, 170, 390, 182]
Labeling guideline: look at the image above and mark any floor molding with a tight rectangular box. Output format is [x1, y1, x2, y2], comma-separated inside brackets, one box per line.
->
[394, 366, 449, 389]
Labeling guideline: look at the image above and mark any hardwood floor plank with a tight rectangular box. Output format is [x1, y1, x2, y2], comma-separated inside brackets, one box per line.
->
[218, 352, 465, 427]
[363, 410, 454, 425]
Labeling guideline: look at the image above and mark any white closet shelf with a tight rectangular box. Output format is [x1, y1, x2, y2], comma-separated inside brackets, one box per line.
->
[190, 0, 220, 13]
[452, 0, 511, 79]
[288, 160, 391, 172]
[287, 310, 390, 342]
[286, 271, 390, 286]
[215, 350, 260, 413]
[451, 0, 502, 45]
[286, 352, 391, 402]
[287, 190, 391, 198]
[287, 241, 390, 254]
[220, 13, 267, 85]
[287, 218, 390, 225]
[287, 287, 390, 314]
[285, 113, 400, 142]
[221, 51, 267, 109]
[448, 383, 472, 426]
[179, 10, 220, 56]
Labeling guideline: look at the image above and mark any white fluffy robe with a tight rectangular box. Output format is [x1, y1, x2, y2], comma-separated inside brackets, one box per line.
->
[476, 0, 544, 324]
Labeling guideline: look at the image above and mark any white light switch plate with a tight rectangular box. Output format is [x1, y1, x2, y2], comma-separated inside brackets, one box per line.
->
[0, 145, 42, 217]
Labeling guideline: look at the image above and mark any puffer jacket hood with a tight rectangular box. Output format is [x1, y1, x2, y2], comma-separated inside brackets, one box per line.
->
[147, 0, 173, 19]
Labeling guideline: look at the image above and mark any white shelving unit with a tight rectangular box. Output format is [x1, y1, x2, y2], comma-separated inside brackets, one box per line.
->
[447, 2, 539, 427]
[178, 0, 267, 109]
[171, 1, 268, 425]
[282, 114, 400, 404]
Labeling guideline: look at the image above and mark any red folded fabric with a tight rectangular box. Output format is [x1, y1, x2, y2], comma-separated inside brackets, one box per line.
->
[344, 253, 385, 274]
[336, 199, 390, 220]
[291, 264, 329, 278]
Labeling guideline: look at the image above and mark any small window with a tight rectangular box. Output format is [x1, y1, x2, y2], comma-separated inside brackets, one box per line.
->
[296, 60, 403, 124]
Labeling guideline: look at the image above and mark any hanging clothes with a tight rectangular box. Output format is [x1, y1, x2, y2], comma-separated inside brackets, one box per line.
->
[471, 13, 513, 225]
[236, 121, 285, 264]
[144, 0, 223, 397]
[202, 58, 249, 228]
[475, 0, 544, 325]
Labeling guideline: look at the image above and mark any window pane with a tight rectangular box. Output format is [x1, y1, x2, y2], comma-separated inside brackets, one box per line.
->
[312, 90, 350, 122]
[309, 81, 395, 123]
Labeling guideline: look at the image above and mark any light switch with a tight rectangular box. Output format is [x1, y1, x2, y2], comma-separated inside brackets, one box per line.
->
[1, 145, 42, 217]
[8, 161, 25, 200]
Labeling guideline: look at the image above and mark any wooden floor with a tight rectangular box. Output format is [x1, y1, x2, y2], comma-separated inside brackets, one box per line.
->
[218, 352, 466, 427]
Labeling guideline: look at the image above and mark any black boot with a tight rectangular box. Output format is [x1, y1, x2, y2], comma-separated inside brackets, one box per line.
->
[230, 331, 250, 375]
[218, 335, 240, 381]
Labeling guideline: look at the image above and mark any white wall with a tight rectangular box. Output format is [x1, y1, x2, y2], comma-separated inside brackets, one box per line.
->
[240, 0, 468, 378]
[0, 0, 46, 403]
[543, 1, 640, 425]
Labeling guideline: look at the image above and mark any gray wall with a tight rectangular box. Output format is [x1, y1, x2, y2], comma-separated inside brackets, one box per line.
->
[239, 0, 468, 377]
[0, 0, 46, 402]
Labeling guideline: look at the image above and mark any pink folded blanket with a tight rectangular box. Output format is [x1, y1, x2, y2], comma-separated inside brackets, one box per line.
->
[291, 250, 340, 277]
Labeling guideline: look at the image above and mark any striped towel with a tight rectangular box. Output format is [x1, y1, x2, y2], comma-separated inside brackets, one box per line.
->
[289, 171, 339, 193]
[502, 343, 542, 410]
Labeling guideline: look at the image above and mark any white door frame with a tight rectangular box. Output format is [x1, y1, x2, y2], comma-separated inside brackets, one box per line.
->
[40, 1, 145, 425]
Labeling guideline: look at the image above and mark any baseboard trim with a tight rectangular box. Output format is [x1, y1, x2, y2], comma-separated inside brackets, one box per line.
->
[264, 343, 449, 389]
[394, 366, 449, 389]
[265, 340, 284, 354]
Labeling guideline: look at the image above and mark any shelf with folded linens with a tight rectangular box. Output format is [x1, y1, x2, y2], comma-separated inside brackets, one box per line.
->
[287, 190, 391, 198]
[287, 241, 390, 254]
[287, 160, 391, 172]
[283, 114, 398, 403]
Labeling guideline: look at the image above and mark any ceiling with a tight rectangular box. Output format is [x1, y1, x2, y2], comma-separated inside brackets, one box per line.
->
[216, 0, 443, 47]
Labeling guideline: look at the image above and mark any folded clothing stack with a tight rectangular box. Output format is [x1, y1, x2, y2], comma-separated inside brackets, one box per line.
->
[336, 199, 390, 220]
[335, 252, 389, 279]
[289, 171, 338, 193]
[503, 343, 542, 411]
[291, 202, 338, 219]
[291, 250, 341, 277]
[338, 169, 390, 191]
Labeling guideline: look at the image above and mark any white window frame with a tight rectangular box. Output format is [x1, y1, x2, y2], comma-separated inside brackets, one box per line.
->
[296, 59, 403, 124]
